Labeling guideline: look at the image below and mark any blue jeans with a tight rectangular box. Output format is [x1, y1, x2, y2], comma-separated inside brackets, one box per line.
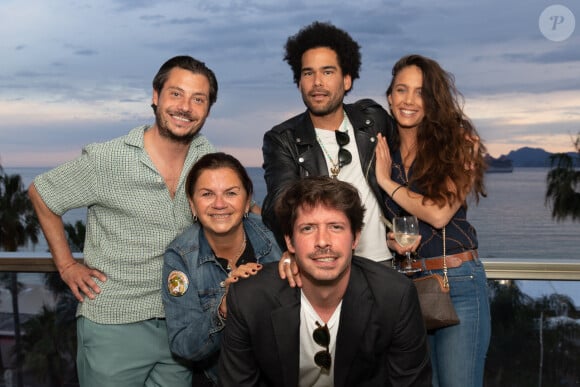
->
[418, 257, 491, 387]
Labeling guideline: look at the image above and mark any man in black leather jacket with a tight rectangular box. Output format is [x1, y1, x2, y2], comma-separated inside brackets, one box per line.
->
[262, 21, 396, 262]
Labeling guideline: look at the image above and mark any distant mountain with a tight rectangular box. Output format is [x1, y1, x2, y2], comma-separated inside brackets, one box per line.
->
[484, 154, 513, 173]
[496, 147, 579, 168]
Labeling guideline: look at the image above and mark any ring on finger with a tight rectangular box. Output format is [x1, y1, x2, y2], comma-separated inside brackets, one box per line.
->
[283, 258, 291, 265]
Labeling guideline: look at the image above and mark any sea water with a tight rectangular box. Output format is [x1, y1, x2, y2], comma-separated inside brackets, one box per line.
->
[5, 166, 580, 260]
[4, 166, 580, 304]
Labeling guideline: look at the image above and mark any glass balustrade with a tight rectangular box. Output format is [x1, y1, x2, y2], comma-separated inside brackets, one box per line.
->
[0, 253, 579, 386]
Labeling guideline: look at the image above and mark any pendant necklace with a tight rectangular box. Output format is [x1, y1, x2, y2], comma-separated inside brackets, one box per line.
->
[226, 232, 247, 272]
[316, 112, 347, 179]
[317, 136, 341, 178]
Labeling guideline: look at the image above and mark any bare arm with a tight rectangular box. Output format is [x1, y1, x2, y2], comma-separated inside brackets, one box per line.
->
[217, 262, 263, 319]
[28, 183, 106, 301]
[375, 134, 462, 228]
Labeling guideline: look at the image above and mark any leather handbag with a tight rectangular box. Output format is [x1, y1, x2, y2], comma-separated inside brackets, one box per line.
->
[413, 227, 460, 330]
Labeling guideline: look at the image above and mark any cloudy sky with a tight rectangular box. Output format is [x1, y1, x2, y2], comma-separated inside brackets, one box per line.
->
[1, 0, 578, 167]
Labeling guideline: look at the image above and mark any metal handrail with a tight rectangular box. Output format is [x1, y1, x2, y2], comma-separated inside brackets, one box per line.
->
[1, 253, 579, 280]
[0, 252, 83, 272]
[481, 257, 580, 280]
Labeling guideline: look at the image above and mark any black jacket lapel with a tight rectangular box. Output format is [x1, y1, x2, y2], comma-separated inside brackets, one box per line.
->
[271, 286, 301, 387]
[334, 264, 374, 387]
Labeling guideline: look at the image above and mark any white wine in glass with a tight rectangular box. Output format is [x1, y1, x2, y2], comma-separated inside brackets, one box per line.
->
[392, 215, 421, 274]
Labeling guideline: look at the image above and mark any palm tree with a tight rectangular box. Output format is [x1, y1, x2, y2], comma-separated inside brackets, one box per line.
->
[63, 220, 85, 253]
[485, 282, 580, 386]
[0, 171, 40, 251]
[485, 280, 538, 386]
[23, 220, 84, 385]
[21, 306, 76, 386]
[545, 133, 580, 221]
[0, 169, 40, 387]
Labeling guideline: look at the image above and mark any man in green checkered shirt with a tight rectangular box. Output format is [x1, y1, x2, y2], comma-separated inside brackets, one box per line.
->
[29, 56, 217, 386]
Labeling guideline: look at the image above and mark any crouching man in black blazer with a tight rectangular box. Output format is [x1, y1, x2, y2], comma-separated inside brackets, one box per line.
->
[218, 177, 431, 387]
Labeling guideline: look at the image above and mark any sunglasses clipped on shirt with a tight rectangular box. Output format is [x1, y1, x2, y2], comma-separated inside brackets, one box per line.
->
[335, 130, 352, 168]
[313, 321, 332, 371]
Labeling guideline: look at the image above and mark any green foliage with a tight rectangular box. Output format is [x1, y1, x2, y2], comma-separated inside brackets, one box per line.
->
[63, 220, 85, 253]
[545, 133, 580, 222]
[21, 306, 77, 386]
[485, 281, 580, 386]
[29, 220, 85, 385]
[0, 171, 39, 251]
[0, 169, 40, 387]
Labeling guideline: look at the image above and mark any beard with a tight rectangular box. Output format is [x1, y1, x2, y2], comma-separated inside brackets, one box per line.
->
[154, 107, 203, 145]
[301, 90, 344, 118]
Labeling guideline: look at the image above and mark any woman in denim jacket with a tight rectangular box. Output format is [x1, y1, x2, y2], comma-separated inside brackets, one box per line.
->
[162, 152, 282, 386]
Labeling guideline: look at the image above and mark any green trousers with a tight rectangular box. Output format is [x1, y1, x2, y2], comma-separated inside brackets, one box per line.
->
[77, 316, 192, 386]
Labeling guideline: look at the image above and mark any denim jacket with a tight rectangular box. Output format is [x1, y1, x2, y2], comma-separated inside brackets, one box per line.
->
[162, 213, 282, 383]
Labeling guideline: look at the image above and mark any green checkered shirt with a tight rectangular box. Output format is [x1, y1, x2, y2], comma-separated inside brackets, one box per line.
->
[34, 125, 216, 324]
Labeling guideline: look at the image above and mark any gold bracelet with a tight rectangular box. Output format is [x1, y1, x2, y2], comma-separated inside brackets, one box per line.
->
[391, 184, 405, 198]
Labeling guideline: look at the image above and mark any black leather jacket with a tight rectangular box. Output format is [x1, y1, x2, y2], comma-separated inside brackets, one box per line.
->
[261, 98, 396, 247]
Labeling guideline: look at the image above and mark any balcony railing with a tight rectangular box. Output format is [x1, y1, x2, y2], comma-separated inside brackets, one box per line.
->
[0, 252, 83, 272]
[1, 252, 579, 279]
[0, 252, 579, 387]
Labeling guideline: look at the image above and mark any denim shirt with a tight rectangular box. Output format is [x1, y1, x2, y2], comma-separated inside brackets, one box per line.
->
[162, 213, 282, 382]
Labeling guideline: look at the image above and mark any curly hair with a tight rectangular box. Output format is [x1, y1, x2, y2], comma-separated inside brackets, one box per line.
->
[386, 55, 487, 207]
[284, 21, 361, 91]
[274, 176, 365, 240]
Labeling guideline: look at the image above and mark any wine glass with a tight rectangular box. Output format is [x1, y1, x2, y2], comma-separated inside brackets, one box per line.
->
[392, 215, 421, 274]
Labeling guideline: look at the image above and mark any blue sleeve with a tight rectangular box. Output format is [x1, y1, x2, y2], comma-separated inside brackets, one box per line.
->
[162, 245, 226, 361]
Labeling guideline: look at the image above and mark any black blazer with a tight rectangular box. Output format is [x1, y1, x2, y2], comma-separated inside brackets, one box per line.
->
[218, 257, 432, 387]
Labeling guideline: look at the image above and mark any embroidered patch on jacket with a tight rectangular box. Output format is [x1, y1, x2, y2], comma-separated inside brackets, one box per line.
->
[167, 270, 189, 297]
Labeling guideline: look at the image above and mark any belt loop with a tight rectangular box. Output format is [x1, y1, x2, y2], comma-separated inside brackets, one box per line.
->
[471, 249, 478, 261]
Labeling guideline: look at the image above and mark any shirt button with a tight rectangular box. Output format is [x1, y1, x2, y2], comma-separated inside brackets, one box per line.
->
[298, 157, 304, 163]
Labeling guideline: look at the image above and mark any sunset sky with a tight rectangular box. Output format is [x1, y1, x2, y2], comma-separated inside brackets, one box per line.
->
[1, 0, 578, 167]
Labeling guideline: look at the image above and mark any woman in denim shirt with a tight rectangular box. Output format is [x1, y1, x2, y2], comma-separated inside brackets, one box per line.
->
[162, 152, 282, 385]
[375, 55, 490, 387]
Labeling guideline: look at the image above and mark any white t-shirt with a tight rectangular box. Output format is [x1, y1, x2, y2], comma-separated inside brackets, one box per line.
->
[299, 291, 342, 387]
[314, 116, 391, 262]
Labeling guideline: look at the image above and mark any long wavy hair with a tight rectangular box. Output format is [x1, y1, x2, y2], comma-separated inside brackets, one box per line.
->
[386, 54, 487, 207]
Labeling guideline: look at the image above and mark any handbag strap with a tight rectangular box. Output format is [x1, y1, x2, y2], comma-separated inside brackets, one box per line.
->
[442, 227, 450, 288]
